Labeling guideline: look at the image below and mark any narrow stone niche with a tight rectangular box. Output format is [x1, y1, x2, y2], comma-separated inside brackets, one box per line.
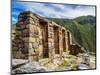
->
[62, 30, 66, 52]
[67, 31, 70, 50]
[54, 26, 59, 54]
[39, 20, 49, 58]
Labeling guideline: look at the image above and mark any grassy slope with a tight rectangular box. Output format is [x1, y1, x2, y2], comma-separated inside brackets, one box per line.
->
[47, 16, 96, 53]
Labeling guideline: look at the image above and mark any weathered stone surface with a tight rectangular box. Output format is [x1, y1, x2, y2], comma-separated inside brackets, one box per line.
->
[78, 64, 89, 70]
[70, 44, 83, 55]
[12, 11, 75, 62]
[12, 59, 46, 74]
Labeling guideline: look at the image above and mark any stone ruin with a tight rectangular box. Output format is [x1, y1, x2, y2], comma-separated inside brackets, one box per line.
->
[12, 11, 81, 62]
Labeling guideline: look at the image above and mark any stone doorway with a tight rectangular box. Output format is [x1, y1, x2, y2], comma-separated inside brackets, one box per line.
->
[67, 31, 70, 50]
[62, 30, 66, 52]
[39, 20, 49, 58]
[54, 26, 59, 54]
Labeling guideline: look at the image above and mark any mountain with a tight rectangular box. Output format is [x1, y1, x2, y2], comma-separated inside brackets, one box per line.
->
[47, 15, 96, 53]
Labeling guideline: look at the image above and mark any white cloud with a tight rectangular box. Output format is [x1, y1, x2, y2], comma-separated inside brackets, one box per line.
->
[60, 6, 95, 19]
[14, 2, 96, 19]
[12, 17, 17, 24]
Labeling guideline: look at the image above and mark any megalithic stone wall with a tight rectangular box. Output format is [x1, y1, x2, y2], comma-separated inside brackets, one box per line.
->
[12, 11, 73, 61]
[48, 22, 55, 62]
[12, 11, 41, 60]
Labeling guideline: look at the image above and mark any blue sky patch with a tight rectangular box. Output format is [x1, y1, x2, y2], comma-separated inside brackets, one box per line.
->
[12, 1, 95, 24]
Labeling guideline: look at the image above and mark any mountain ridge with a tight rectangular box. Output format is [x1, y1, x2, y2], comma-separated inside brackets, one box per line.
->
[47, 15, 96, 53]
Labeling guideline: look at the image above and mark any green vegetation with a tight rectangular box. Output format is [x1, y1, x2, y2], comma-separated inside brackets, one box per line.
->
[59, 60, 70, 68]
[48, 15, 96, 53]
[55, 60, 70, 71]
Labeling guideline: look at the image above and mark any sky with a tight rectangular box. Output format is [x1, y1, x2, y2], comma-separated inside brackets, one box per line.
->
[12, 1, 96, 24]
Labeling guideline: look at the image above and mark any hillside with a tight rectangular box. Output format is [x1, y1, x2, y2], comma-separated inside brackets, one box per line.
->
[47, 16, 96, 53]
